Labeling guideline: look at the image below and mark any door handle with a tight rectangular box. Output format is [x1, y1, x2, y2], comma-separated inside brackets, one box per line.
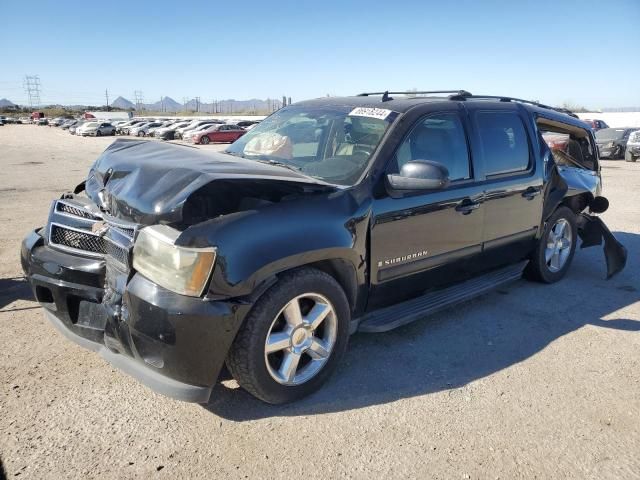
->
[455, 200, 480, 215]
[522, 187, 541, 200]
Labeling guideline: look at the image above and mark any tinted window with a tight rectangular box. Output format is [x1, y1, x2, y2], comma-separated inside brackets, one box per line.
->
[394, 112, 471, 181]
[476, 111, 530, 176]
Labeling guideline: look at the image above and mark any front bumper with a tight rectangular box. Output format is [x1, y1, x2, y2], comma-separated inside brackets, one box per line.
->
[21, 229, 250, 403]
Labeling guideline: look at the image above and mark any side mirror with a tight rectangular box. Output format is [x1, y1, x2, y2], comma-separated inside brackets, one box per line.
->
[386, 160, 450, 193]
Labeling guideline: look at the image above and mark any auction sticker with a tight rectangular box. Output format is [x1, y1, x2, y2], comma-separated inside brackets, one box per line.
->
[349, 107, 394, 120]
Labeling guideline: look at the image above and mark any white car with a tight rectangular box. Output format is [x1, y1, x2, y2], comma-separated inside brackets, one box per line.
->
[625, 130, 640, 163]
[181, 123, 221, 142]
[174, 120, 218, 139]
[130, 122, 164, 137]
[77, 121, 116, 137]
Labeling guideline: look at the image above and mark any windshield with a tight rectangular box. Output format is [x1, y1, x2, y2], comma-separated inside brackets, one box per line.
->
[225, 105, 397, 185]
[595, 128, 625, 141]
[85, 122, 98, 127]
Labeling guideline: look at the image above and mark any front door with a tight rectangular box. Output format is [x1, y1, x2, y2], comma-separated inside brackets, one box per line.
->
[369, 109, 485, 310]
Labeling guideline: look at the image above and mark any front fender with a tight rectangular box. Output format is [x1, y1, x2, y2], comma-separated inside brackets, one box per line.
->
[177, 189, 371, 299]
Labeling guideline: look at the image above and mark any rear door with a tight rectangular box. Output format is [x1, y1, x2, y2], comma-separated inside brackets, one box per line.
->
[368, 106, 485, 309]
[465, 103, 543, 262]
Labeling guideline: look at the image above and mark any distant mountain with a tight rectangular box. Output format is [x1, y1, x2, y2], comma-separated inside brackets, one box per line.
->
[111, 96, 135, 109]
[145, 96, 183, 112]
[0, 98, 16, 107]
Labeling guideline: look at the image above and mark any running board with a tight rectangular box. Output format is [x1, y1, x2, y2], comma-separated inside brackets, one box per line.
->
[356, 261, 528, 333]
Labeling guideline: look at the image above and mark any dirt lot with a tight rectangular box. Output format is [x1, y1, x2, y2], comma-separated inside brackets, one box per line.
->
[1, 125, 639, 479]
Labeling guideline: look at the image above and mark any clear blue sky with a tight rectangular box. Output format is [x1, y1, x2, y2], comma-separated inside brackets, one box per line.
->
[1, 0, 638, 108]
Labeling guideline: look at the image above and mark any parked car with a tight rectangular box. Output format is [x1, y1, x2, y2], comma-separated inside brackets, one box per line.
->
[77, 121, 116, 137]
[155, 121, 192, 140]
[61, 120, 78, 130]
[624, 130, 640, 162]
[18, 117, 31, 124]
[117, 120, 146, 135]
[595, 127, 636, 159]
[147, 120, 175, 137]
[130, 121, 164, 137]
[581, 119, 609, 131]
[180, 122, 222, 141]
[37, 118, 48, 126]
[174, 120, 219, 139]
[20, 91, 627, 405]
[192, 124, 246, 144]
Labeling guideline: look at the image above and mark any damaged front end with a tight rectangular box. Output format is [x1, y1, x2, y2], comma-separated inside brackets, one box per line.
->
[20, 139, 337, 402]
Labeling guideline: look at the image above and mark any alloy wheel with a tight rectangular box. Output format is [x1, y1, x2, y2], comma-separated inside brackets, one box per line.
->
[545, 218, 572, 272]
[264, 293, 337, 386]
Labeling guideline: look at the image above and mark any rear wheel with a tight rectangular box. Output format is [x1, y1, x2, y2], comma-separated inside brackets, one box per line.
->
[625, 151, 636, 162]
[226, 268, 350, 404]
[525, 206, 577, 283]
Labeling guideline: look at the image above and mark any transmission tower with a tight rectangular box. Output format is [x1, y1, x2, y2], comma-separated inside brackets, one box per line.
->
[23, 75, 42, 108]
[134, 90, 144, 111]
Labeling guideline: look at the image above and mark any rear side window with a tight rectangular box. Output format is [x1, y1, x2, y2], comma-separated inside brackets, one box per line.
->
[475, 111, 530, 176]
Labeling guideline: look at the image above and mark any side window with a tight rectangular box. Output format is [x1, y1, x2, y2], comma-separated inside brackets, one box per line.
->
[393, 112, 471, 181]
[475, 111, 530, 176]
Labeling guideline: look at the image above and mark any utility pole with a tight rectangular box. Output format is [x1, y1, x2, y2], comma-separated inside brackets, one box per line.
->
[160, 96, 164, 113]
[183, 97, 188, 112]
[134, 90, 144, 112]
[105, 89, 110, 111]
[23, 75, 42, 109]
[195, 96, 200, 113]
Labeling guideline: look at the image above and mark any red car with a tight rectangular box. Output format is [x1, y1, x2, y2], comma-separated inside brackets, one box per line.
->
[192, 124, 246, 145]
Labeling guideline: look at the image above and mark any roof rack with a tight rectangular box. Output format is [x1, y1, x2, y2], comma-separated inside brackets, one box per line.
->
[451, 94, 579, 118]
[355, 90, 578, 118]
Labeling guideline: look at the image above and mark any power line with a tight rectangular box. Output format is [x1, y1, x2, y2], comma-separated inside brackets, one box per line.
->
[23, 75, 41, 108]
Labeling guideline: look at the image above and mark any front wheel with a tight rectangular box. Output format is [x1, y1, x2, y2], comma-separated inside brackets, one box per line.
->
[525, 206, 577, 283]
[96, 130, 101, 137]
[200, 136, 210, 145]
[226, 268, 350, 404]
[625, 151, 637, 162]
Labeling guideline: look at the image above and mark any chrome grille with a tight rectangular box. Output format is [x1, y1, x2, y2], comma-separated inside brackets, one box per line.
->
[50, 224, 106, 256]
[109, 224, 136, 240]
[105, 239, 130, 267]
[56, 201, 100, 220]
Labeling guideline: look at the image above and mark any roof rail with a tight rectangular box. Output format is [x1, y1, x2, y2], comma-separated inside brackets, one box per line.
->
[454, 95, 579, 118]
[357, 90, 472, 97]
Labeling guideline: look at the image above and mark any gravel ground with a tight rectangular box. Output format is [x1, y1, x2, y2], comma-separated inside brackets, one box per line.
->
[1, 125, 639, 479]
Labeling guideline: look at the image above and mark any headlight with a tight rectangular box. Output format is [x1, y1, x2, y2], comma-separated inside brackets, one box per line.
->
[132, 225, 216, 297]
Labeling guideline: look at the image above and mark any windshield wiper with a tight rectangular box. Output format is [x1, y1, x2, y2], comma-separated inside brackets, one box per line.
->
[252, 158, 302, 173]
[224, 150, 245, 158]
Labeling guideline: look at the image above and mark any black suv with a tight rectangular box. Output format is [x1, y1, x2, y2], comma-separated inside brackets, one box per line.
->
[21, 91, 627, 404]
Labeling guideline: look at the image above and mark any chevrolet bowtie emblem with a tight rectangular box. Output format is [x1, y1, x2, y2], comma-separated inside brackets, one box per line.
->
[91, 221, 109, 237]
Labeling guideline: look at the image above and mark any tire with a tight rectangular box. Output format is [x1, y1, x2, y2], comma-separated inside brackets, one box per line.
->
[226, 268, 350, 404]
[525, 206, 577, 283]
[111, 130, 115, 136]
[138, 131, 145, 137]
[96, 130, 101, 137]
[200, 136, 210, 145]
[625, 151, 636, 162]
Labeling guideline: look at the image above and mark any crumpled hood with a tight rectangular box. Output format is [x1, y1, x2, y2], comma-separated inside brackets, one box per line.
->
[85, 139, 333, 225]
